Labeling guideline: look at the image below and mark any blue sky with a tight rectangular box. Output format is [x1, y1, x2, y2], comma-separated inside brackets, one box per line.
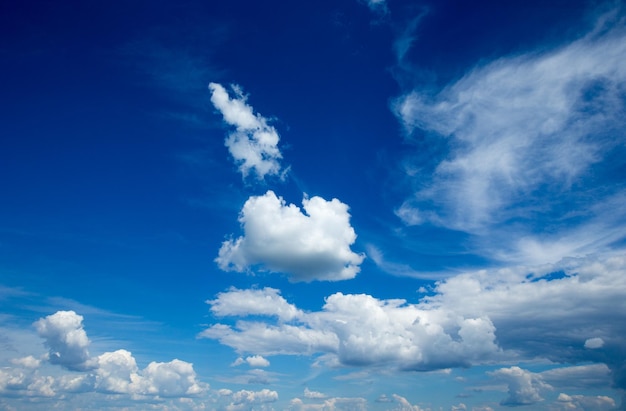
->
[1, 0, 626, 410]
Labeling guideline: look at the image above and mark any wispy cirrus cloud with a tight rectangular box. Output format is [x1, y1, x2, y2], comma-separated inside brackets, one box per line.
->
[393, 13, 626, 266]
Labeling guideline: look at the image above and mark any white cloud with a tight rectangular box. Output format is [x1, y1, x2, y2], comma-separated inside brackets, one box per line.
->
[10, 356, 40, 369]
[389, 394, 425, 411]
[393, 15, 626, 265]
[201, 288, 501, 370]
[209, 82, 283, 179]
[556, 393, 616, 411]
[216, 190, 365, 282]
[304, 387, 326, 399]
[94, 349, 204, 397]
[216, 388, 278, 410]
[245, 355, 270, 368]
[585, 337, 605, 349]
[210, 287, 302, 321]
[204, 252, 626, 391]
[34, 311, 92, 371]
[490, 366, 550, 406]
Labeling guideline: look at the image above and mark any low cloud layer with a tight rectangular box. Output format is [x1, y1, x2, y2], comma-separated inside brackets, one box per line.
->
[209, 82, 284, 179]
[216, 190, 365, 282]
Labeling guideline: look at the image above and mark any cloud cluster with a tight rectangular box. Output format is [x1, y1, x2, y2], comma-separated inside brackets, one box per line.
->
[217, 388, 278, 410]
[0, 310, 207, 406]
[204, 252, 626, 391]
[201, 287, 500, 369]
[216, 191, 365, 282]
[393, 17, 626, 265]
[209, 82, 283, 179]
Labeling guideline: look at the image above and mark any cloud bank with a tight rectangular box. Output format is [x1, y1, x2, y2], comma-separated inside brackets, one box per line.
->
[209, 82, 284, 179]
[216, 190, 365, 282]
[203, 252, 626, 390]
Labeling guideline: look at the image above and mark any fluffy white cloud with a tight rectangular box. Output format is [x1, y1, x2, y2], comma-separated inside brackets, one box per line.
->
[232, 355, 270, 368]
[304, 387, 326, 399]
[490, 366, 550, 406]
[34, 311, 91, 371]
[389, 394, 425, 411]
[210, 287, 302, 321]
[216, 190, 365, 282]
[209, 82, 283, 179]
[216, 388, 278, 410]
[585, 337, 605, 349]
[393, 15, 626, 265]
[201, 288, 500, 370]
[204, 252, 626, 392]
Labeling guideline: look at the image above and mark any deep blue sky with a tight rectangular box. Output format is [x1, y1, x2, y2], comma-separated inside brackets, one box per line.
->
[1, 1, 626, 410]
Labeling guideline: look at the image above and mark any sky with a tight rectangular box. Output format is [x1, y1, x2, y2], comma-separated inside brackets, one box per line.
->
[1, 0, 626, 410]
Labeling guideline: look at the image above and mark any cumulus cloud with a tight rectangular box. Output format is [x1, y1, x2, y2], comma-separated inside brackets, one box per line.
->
[389, 394, 426, 411]
[34, 311, 92, 371]
[304, 387, 326, 399]
[232, 355, 270, 368]
[393, 14, 626, 265]
[490, 366, 550, 406]
[216, 190, 365, 282]
[203, 252, 626, 392]
[585, 337, 605, 349]
[216, 388, 278, 410]
[3, 310, 208, 407]
[209, 82, 283, 179]
[200, 288, 501, 370]
[210, 287, 302, 321]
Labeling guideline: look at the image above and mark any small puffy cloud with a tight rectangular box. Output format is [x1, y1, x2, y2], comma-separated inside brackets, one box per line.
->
[10, 356, 40, 369]
[217, 388, 278, 410]
[209, 82, 283, 179]
[138, 359, 204, 397]
[216, 190, 365, 282]
[490, 366, 550, 406]
[95, 350, 205, 397]
[34, 310, 91, 371]
[304, 387, 326, 399]
[232, 355, 270, 368]
[557, 393, 616, 411]
[584, 337, 604, 349]
[390, 394, 425, 411]
[210, 287, 302, 321]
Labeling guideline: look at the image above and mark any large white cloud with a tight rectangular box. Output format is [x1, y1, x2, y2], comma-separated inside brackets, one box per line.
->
[490, 366, 549, 406]
[209, 82, 283, 179]
[200, 287, 501, 370]
[34, 311, 92, 371]
[392, 15, 626, 266]
[216, 190, 365, 282]
[203, 252, 626, 391]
